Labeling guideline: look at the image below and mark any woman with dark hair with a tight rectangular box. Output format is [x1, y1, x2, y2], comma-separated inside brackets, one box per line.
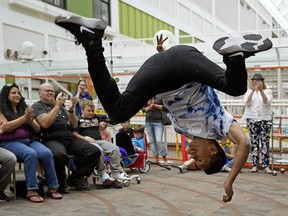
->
[0, 83, 62, 202]
[72, 80, 93, 116]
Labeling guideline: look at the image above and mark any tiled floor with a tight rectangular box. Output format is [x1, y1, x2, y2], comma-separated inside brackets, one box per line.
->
[1, 162, 288, 216]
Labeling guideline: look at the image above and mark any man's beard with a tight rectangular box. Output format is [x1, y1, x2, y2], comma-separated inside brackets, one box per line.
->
[47, 97, 56, 106]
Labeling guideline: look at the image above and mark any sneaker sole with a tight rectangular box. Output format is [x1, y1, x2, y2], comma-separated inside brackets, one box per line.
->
[55, 15, 107, 31]
[213, 34, 272, 55]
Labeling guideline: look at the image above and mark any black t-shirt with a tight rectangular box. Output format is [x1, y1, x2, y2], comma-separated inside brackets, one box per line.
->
[32, 101, 73, 140]
[76, 116, 102, 140]
[118, 128, 134, 139]
[143, 97, 166, 122]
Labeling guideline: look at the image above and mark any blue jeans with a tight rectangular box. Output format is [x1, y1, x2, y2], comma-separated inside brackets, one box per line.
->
[145, 121, 167, 157]
[0, 138, 59, 190]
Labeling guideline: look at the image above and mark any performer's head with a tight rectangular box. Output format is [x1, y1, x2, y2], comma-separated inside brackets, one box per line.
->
[188, 137, 226, 174]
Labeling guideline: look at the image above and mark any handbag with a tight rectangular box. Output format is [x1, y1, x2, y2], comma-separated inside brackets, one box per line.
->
[161, 110, 172, 125]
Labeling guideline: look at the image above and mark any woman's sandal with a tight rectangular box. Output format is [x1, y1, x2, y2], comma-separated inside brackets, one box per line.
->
[26, 194, 44, 203]
[47, 191, 62, 199]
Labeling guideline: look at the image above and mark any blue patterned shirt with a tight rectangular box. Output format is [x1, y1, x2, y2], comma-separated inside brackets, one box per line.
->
[157, 82, 235, 140]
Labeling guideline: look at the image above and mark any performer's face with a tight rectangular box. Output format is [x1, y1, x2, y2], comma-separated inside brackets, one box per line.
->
[188, 137, 217, 170]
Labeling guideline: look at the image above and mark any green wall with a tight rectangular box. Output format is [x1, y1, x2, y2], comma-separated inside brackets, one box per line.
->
[179, 30, 193, 44]
[66, 0, 93, 17]
[119, 1, 174, 42]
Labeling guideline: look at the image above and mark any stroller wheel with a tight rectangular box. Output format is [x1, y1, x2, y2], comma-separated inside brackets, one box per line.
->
[123, 180, 130, 187]
[136, 177, 141, 184]
[138, 162, 150, 173]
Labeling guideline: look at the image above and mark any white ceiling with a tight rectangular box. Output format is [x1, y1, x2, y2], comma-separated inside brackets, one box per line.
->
[261, 0, 288, 32]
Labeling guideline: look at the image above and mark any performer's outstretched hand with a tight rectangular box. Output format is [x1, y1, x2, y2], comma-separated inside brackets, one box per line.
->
[223, 181, 234, 202]
[156, 34, 168, 52]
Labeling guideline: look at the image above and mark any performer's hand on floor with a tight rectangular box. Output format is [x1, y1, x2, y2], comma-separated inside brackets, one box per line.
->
[223, 182, 234, 202]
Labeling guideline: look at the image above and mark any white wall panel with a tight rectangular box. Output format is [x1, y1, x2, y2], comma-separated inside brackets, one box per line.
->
[215, 0, 238, 29]
[178, 3, 190, 26]
[3, 24, 44, 58]
[192, 0, 213, 14]
[191, 11, 202, 32]
[203, 19, 213, 33]
[160, 0, 175, 17]
[144, 0, 159, 9]
[240, 4, 256, 31]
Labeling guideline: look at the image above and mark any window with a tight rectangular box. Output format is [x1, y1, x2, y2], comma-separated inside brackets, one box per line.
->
[42, 0, 66, 9]
[94, 0, 110, 26]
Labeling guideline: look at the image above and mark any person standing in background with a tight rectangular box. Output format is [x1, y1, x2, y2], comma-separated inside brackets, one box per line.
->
[243, 74, 273, 174]
[142, 97, 168, 166]
[72, 80, 93, 117]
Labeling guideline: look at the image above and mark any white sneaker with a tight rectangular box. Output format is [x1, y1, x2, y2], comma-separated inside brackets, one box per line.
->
[222, 165, 231, 172]
[213, 34, 273, 57]
[100, 170, 112, 181]
[228, 52, 244, 58]
[251, 166, 258, 173]
[178, 165, 187, 173]
[111, 172, 128, 181]
[264, 167, 273, 174]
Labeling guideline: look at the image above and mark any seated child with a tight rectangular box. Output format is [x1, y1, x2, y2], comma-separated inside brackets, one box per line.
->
[119, 120, 135, 139]
[220, 138, 237, 172]
[115, 131, 139, 167]
[131, 125, 145, 153]
[72, 99, 127, 181]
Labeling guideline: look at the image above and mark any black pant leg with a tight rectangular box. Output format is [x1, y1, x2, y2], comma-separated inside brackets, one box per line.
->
[43, 140, 69, 185]
[68, 138, 101, 177]
[86, 44, 248, 123]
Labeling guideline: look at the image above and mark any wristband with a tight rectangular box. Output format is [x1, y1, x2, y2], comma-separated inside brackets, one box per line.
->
[68, 109, 74, 113]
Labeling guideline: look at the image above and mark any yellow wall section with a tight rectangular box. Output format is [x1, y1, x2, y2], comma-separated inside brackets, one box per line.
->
[67, 0, 93, 17]
[119, 0, 174, 41]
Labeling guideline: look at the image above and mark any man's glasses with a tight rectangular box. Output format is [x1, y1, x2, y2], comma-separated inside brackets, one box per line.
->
[41, 89, 55, 93]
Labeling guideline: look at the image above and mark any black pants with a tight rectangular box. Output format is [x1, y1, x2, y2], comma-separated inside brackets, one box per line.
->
[86, 45, 247, 123]
[44, 137, 101, 186]
[246, 119, 271, 168]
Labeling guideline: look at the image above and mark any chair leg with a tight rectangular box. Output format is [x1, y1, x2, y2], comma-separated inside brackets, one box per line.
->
[67, 155, 75, 176]
[12, 167, 16, 200]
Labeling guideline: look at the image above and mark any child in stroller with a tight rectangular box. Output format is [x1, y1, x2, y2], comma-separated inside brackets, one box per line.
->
[116, 128, 150, 174]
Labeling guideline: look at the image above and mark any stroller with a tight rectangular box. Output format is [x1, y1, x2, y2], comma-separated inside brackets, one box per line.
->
[116, 131, 150, 174]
